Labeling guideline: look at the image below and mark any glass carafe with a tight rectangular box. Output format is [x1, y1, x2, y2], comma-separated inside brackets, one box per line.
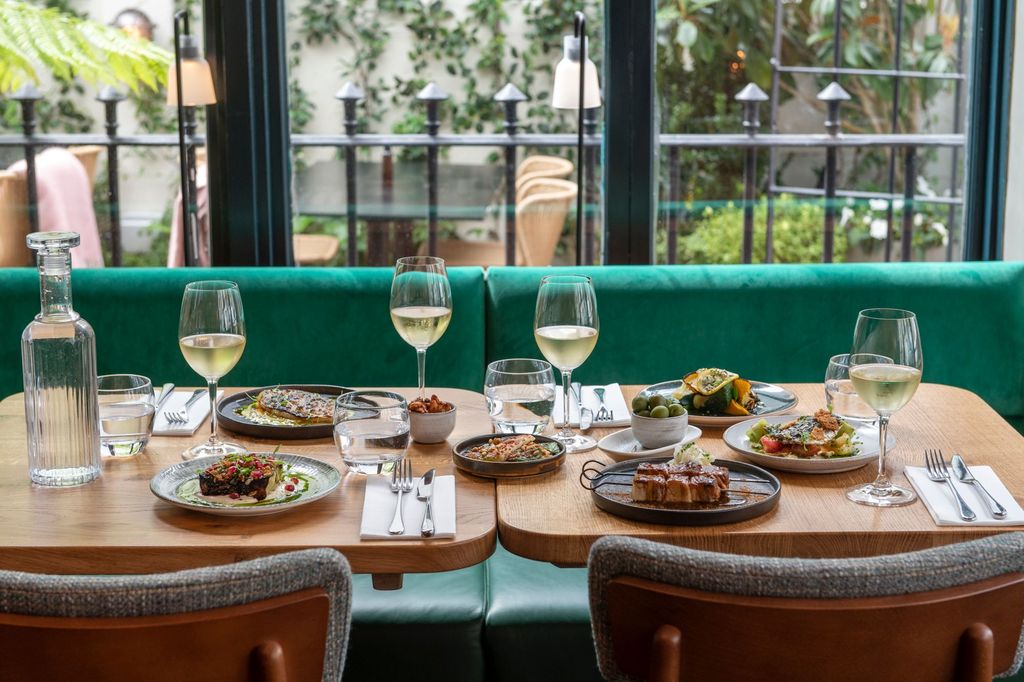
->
[21, 232, 101, 486]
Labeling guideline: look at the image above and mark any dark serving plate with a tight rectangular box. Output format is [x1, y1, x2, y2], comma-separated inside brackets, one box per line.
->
[452, 434, 566, 479]
[217, 384, 352, 440]
[579, 456, 780, 525]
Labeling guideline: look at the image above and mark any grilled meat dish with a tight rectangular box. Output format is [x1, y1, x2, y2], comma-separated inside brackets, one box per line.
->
[254, 389, 334, 424]
[631, 461, 729, 504]
[750, 409, 857, 458]
[198, 453, 284, 501]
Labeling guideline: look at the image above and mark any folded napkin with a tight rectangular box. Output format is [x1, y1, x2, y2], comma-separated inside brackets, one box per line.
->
[553, 383, 630, 428]
[905, 466, 1024, 526]
[360, 473, 456, 540]
[153, 389, 222, 437]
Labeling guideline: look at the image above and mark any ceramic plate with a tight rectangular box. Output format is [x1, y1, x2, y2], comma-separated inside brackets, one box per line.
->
[597, 425, 703, 463]
[641, 380, 799, 428]
[452, 434, 566, 479]
[217, 385, 354, 440]
[722, 414, 896, 474]
[150, 453, 341, 516]
[580, 456, 780, 525]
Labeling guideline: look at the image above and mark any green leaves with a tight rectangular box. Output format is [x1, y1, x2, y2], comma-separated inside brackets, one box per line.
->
[0, 0, 171, 94]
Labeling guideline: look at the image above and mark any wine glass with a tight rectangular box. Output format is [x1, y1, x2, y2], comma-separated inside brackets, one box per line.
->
[846, 308, 922, 507]
[178, 281, 247, 460]
[534, 275, 599, 453]
[823, 353, 891, 423]
[390, 256, 452, 400]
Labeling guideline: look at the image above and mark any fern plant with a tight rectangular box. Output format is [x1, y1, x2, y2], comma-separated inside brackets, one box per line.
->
[0, 0, 171, 93]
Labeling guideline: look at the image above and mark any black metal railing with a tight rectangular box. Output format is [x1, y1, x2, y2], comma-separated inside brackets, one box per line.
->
[0, 76, 964, 267]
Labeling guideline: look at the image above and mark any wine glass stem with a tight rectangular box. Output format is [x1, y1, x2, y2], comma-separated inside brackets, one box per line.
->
[207, 379, 219, 445]
[873, 414, 891, 488]
[560, 369, 573, 436]
[416, 348, 427, 399]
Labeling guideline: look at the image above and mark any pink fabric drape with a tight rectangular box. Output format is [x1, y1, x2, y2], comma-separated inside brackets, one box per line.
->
[167, 163, 209, 267]
[7, 148, 104, 268]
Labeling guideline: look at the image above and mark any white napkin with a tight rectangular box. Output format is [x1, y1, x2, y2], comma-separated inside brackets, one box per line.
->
[553, 383, 630, 427]
[905, 466, 1024, 526]
[152, 389, 223, 436]
[360, 473, 456, 540]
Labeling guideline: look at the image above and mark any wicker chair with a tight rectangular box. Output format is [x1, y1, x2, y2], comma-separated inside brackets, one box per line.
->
[0, 145, 103, 267]
[515, 178, 577, 266]
[515, 154, 574, 195]
[294, 233, 341, 266]
[0, 548, 352, 681]
[589, 534, 1024, 682]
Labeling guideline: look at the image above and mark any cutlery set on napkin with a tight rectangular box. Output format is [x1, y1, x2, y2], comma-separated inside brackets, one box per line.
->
[905, 452, 1024, 526]
[553, 383, 630, 428]
[152, 385, 222, 436]
[360, 467, 457, 540]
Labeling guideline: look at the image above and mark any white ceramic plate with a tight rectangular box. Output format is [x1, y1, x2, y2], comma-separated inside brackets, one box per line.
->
[722, 415, 896, 474]
[641, 380, 799, 428]
[597, 425, 703, 463]
[150, 453, 341, 516]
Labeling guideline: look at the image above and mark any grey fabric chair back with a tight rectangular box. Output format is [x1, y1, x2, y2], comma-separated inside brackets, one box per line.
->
[589, 534, 1024, 682]
[0, 548, 352, 681]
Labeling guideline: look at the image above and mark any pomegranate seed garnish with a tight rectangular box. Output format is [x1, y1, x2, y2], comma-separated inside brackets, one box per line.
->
[228, 492, 240, 499]
[290, 477, 299, 484]
[284, 484, 295, 492]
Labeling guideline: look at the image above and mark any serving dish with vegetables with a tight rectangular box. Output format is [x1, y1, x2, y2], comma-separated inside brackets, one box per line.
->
[641, 368, 799, 427]
[452, 434, 566, 479]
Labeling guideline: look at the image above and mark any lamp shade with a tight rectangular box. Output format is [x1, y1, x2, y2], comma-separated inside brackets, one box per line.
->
[551, 36, 601, 110]
[166, 57, 217, 106]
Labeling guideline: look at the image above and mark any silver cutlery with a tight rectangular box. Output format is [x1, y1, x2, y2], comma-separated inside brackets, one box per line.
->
[164, 388, 206, 424]
[593, 386, 614, 422]
[952, 454, 1007, 518]
[571, 382, 593, 431]
[388, 459, 414, 535]
[418, 468, 436, 537]
[924, 449, 976, 522]
[153, 383, 176, 421]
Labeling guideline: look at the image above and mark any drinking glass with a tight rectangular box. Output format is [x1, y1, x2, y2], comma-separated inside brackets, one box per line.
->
[178, 281, 247, 460]
[533, 275, 599, 453]
[390, 257, 452, 400]
[824, 353, 891, 423]
[846, 308, 923, 507]
[98, 374, 155, 457]
[334, 391, 410, 475]
[485, 359, 556, 434]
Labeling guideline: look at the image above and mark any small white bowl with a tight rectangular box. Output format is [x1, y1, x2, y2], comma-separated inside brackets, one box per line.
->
[630, 410, 689, 449]
[410, 406, 457, 444]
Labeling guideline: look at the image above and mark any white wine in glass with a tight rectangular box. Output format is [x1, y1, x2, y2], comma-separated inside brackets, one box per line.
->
[846, 308, 922, 507]
[178, 281, 247, 461]
[390, 257, 452, 399]
[534, 275, 599, 453]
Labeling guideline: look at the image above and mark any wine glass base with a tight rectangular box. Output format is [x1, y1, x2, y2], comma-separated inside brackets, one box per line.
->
[846, 482, 917, 507]
[552, 433, 597, 454]
[181, 440, 247, 461]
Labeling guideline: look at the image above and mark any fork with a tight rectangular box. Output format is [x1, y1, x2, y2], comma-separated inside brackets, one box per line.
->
[924, 449, 976, 522]
[593, 387, 614, 422]
[388, 459, 414, 535]
[164, 389, 206, 424]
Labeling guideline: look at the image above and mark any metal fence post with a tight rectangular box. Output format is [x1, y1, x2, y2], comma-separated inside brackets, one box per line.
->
[12, 84, 42, 233]
[901, 146, 916, 262]
[817, 81, 850, 263]
[494, 83, 527, 266]
[417, 82, 448, 258]
[336, 82, 364, 266]
[584, 108, 598, 265]
[97, 87, 126, 266]
[736, 83, 768, 264]
[666, 146, 680, 265]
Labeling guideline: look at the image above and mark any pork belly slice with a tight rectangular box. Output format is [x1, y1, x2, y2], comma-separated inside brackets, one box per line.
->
[631, 474, 666, 503]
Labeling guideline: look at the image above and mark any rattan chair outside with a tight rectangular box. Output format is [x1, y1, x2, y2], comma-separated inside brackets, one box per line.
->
[515, 154, 574, 194]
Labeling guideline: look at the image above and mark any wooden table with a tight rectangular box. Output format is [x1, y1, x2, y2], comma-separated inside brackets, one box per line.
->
[497, 383, 1024, 567]
[0, 388, 496, 589]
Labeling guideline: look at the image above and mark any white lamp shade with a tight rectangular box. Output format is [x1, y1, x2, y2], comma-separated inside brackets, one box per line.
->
[551, 56, 601, 109]
[166, 57, 217, 106]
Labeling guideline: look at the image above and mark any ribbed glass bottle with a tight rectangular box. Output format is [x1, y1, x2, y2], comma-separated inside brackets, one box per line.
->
[21, 232, 101, 486]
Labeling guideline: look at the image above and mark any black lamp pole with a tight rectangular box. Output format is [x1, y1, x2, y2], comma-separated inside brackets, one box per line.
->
[173, 10, 197, 266]
[574, 10, 586, 266]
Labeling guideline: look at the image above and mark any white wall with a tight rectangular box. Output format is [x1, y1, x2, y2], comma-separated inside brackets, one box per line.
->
[1004, 1, 1024, 259]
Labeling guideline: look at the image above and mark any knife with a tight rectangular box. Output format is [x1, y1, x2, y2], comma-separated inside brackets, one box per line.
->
[571, 382, 593, 431]
[417, 468, 436, 537]
[153, 383, 176, 416]
[951, 454, 1007, 518]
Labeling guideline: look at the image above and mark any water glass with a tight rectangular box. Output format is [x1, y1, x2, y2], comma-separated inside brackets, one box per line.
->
[98, 374, 155, 457]
[485, 359, 556, 434]
[334, 391, 410, 475]
[824, 353, 890, 423]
